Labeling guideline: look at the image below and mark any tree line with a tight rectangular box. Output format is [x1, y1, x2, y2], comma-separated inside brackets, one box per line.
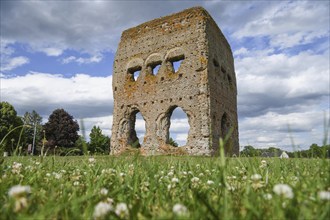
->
[0, 102, 110, 156]
[240, 144, 330, 158]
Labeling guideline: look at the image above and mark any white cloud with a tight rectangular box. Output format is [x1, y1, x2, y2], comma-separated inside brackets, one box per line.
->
[41, 47, 63, 56]
[239, 111, 329, 149]
[1, 56, 29, 72]
[62, 54, 103, 64]
[1, 72, 113, 118]
[1, 40, 30, 72]
[232, 1, 329, 49]
[78, 115, 113, 140]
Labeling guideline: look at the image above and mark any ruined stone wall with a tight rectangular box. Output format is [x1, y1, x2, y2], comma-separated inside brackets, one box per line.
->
[111, 7, 239, 155]
[205, 17, 239, 155]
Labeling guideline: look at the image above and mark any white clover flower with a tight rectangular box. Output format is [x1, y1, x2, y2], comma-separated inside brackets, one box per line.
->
[73, 181, 80, 186]
[171, 177, 179, 183]
[119, 172, 126, 177]
[264, 193, 272, 200]
[167, 171, 174, 177]
[89, 157, 96, 163]
[318, 191, 330, 200]
[115, 203, 129, 218]
[251, 174, 262, 182]
[198, 173, 204, 177]
[173, 203, 188, 216]
[46, 173, 51, 177]
[54, 172, 62, 179]
[207, 180, 214, 185]
[196, 164, 200, 169]
[26, 165, 33, 171]
[100, 188, 108, 196]
[273, 184, 294, 199]
[12, 162, 22, 174]
[188, 171, 193, 175]
[8, 185, 31, 198]
[141, 182, 150, 192]
[93, 201, 113, 219]
[191, 177, 200, 183]
[191, 177, 200, 188]
[226, 184, 236, 192]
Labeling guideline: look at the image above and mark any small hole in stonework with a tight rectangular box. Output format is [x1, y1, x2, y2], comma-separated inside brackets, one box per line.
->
[179, 97, 182, 101]
[143, 102, 147, 106]
[227, 75, 232, 84]
[114, 87, 117, 91]
[152, 101, 154, 104]
[161, 77, 164, 81]
[213, 59, 219, 67]
[179, 74, 182, 78]
[160, 100, 163, 103]
[189, 96, 192, 100]
[120, 105, 124, 109]
[221, 66, 226, 74]
[170, 98, 173, 102]
[144, 81, 147, 84]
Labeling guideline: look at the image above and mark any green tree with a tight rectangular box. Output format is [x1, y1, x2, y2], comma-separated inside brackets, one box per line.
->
[168, 137, 178, 147]
[89, 126, 110, 154]
[44, 109, 79, 148]
[240, 145, 258, 157]
[0, 102, 23, 153]
[21, 110, 43, 153]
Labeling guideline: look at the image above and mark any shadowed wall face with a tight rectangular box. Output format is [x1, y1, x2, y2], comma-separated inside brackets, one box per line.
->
[111, 7, 239, 155]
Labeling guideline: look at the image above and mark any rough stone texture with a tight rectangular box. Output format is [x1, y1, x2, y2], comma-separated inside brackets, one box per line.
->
[111, 7, 239, 156]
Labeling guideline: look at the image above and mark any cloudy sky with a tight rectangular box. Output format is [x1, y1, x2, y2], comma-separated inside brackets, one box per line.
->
[1, 0, 329, 151]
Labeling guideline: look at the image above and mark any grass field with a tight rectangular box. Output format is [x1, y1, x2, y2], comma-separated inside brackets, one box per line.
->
[0, 155, 329, 219]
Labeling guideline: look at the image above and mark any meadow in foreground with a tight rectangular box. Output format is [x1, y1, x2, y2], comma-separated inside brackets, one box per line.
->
[0, 155, 329, 219]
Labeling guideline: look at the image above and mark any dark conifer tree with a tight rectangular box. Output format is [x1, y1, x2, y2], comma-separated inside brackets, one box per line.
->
[44, 109, 79, 148]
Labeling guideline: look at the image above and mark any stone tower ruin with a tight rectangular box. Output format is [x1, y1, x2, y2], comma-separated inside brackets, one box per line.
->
[111, 7, 239, 156]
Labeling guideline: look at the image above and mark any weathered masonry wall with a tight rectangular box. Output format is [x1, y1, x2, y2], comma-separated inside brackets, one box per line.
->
[111, 7, 239, 155]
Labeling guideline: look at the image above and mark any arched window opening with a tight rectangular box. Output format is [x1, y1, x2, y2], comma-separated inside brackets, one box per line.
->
[220, 113, 230, 140]
[128, 66, 142, 81]
[169, 55, 185, 73]
[128, 111, 146, 148]
[150, 62, 162, 75]
[168, 107, 189, 147]
[220, 113, 233, 154]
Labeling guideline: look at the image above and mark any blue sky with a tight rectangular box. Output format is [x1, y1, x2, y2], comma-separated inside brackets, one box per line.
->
[1, 0, 329, 151]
